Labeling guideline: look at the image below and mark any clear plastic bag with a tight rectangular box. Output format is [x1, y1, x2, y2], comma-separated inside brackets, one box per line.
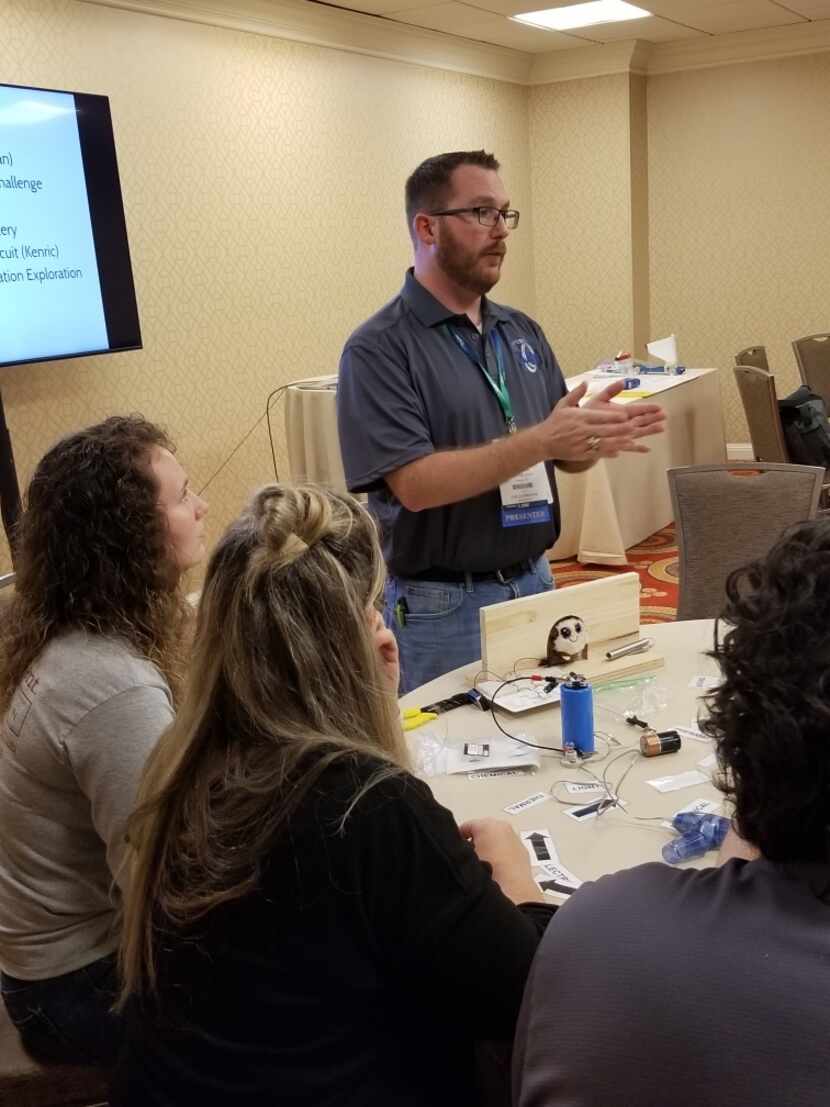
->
[593, 675, 672, 741]
[410, 726, 449, 778]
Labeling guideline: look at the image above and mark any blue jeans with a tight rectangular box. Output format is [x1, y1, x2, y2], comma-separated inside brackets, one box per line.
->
[386, 555, 555, 694]
[1, 952, 121, 1067]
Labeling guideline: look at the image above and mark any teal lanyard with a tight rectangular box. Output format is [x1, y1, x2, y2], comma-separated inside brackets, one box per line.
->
[445, 325, 516, 433]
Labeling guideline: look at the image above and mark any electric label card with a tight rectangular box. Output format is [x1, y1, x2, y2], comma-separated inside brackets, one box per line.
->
[563, 781, 605, 796]
[646, 769, 709, 793]
[564, 796, 626, 821]
[504, 791, 549, 815]
[521, 828, 559, 867]
[535, 861, 582, 896]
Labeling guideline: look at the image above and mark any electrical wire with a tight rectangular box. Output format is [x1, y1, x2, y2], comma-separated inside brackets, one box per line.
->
[548, 746, 640, 819]
[602, 749, 640, 812]
[511, 656, 544, 674]
[265, 384, 290, 481]
[594, 702, 629, 724]
[488, 676, 564, 752]
[471, 667, 510, 687]
[196, 384, 289, 499]
[550, 779, 607, 805]
[489, 678, 615, 758]
[197, 409, 269, 498]
[481, 663, 677, 828]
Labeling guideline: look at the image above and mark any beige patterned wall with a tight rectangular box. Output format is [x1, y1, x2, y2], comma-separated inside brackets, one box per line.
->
[528, 73, 636, 377]
[0, 0, 534, 574]
[628, 74, 650, 360]
[7, 0, 830, 579]
[649, 53, 830, 441]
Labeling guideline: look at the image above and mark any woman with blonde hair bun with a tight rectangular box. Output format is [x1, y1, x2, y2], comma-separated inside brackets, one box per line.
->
[114, 483, 555, 1107]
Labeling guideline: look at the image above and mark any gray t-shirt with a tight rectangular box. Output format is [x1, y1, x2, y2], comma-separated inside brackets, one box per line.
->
[513, 857, 830, 1107]
[0, 629, 174, 979]
[337, 270, 567, 577]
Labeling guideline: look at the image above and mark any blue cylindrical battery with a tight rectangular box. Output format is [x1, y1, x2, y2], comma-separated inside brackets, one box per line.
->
[560, 675, 594, 754]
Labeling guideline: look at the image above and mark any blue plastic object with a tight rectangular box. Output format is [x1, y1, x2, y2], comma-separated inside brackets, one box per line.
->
[561, 676, 594, 755]
[661, 812, 730, 865]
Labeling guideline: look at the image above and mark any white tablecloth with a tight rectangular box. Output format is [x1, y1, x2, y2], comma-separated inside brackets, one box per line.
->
[551, 369, 726, 564]
[283, 368, 727, 564]
[400, 619, 723, 886]
[283, 376, 343, 489]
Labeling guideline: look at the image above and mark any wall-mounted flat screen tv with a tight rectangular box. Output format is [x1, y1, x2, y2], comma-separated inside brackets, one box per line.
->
[0, 82, 141, 369]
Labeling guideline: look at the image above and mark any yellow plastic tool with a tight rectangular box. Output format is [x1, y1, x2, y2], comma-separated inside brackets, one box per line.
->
[402, 707, 438, 731]
[613, 390, 653, 402]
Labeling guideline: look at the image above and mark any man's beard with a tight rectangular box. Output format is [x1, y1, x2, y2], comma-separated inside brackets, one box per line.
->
[436, 237, 503, 295]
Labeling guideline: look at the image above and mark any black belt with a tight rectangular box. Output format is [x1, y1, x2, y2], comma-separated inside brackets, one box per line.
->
[408, 557, 538, 584]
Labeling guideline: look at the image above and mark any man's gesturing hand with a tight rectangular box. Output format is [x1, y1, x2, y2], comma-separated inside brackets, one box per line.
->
[535, 379, 666, 463]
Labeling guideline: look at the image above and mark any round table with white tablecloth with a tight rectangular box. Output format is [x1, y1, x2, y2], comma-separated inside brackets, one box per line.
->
[400, 619, 726, 890]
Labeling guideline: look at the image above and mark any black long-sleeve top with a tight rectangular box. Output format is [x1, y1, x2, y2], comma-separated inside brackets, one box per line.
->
[112, 755, 555, 1107]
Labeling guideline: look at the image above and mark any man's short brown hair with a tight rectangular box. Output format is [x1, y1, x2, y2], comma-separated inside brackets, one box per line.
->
[405, 150, 500, 236]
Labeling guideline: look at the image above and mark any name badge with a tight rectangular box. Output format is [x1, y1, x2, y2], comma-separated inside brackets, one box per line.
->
[499, 462, 553, 528]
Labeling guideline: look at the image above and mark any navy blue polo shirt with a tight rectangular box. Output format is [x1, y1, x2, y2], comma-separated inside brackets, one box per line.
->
[337, 269, 567, 578]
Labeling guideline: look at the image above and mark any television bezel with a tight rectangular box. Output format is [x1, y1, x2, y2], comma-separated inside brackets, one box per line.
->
[0, 80, 142, 370]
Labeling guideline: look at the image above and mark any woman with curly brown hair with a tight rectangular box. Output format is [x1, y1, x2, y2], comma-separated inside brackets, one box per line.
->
[0, 415, 207, 1067]
[513, 519, 830, 1107]
[113, 483, 554, 1107]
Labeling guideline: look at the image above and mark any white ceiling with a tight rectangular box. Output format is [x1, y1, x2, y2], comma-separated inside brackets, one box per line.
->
[309, 0, 830, 55]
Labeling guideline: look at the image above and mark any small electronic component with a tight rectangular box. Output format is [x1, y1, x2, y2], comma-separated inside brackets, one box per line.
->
[463, 742, 490, 759]
[624, 711, 649, 729]
[639, 729, 682, 757]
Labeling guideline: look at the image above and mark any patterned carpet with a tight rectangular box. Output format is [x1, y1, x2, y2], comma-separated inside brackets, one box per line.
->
[549, 523, 679, 623]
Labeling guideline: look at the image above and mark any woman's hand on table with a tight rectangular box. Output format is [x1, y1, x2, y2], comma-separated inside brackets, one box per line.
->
[459, 817, 546, 906]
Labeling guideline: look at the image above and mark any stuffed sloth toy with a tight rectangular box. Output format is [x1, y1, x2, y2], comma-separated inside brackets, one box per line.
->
[540, 614, 589, 667]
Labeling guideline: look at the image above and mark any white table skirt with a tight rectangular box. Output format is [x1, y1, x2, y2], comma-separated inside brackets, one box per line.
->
[551, 369, 726, 564]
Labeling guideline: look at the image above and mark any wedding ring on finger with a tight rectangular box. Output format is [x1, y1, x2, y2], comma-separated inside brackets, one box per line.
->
[587, 435, 601, 453]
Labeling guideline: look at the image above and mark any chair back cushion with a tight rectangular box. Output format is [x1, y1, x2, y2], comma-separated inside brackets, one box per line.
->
[669, 463, 824, 620]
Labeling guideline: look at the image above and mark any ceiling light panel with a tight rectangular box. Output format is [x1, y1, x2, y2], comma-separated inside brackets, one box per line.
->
[512, 1, 651, 31]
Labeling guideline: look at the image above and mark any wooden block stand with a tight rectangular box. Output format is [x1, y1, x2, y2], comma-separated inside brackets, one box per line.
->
[479, 572, 664, 682]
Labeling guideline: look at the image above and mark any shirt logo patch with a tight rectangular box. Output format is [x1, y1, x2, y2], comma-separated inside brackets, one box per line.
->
[513, 338, 539, 374]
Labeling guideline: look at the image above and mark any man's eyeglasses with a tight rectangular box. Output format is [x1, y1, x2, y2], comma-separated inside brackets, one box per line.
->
[427, 206, 520, 230]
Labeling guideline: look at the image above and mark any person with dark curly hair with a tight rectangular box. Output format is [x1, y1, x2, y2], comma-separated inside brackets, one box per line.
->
[0, 415, 207, 1068]
[513, 518, 830, 1107]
